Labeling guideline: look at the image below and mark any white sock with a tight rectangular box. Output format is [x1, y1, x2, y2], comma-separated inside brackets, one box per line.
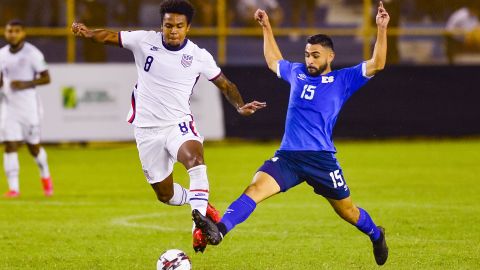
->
[4, 152, 20, 192]
[188, 165, 209, 216]
[167, 183, 189, 206]
[34, 148, 50, 179]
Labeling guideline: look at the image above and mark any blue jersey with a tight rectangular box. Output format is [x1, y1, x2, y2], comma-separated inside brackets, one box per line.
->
[277, 60, 371, 152]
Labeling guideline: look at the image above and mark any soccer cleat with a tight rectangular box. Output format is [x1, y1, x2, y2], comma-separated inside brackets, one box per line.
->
[4, 190, 20, 198]
[42, 177, 53, 197]
[206, 202, 221, 223]
[192, 228, 207, 253]
[372, 226, 388, 265]
[192, 209, 223, 245]
[192, 203, 221, 253]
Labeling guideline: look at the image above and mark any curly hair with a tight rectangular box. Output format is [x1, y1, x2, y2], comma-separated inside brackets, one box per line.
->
[159, 0, 195, 25]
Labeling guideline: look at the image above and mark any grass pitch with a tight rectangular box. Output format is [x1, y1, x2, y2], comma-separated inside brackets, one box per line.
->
[0, 139, 479, 269]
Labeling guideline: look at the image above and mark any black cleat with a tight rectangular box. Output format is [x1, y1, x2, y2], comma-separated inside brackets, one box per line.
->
[192, 209, 223, 245]
[373, 226, 388, 265]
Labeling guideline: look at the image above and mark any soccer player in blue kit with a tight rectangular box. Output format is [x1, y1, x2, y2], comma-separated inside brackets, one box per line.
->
[193, 1, 390, 265]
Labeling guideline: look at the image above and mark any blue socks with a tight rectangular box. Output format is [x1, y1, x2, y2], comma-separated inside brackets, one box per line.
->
[216, 195, 379, 243]
[218, 194, 256, 236]
[356, 207, 381, 242]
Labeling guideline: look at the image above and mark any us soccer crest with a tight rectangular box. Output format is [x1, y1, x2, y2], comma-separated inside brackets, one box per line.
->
[181, 54, 193, 68]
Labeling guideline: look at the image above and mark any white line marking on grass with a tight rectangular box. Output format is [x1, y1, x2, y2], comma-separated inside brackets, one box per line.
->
[110, 212, 352, 238]
[111, 211, 475, 244]
[111, 212, 290, 236]
[0, 200, 97, 206]
[111, 212, 190, 233]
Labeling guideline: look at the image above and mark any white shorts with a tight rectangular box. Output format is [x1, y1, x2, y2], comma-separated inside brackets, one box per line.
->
[2, 118, 41, 144]
[134, 119, 204, 184]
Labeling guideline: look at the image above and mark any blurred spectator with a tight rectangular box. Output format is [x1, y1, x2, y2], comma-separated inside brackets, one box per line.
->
[445, 4, 480, 63]
[191, 0, 216, 27]
[113, 0, 140, 26]
[446, 4, 480, 49]
[77, 0, 107, 62]
[235, 0, 283, 27]
[289, 0, 316, 28]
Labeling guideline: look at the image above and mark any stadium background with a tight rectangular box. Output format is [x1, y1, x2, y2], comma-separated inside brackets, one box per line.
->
[1, 1, 479, 269]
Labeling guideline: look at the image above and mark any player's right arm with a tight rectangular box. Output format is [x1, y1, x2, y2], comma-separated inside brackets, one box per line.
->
[71, 22, 119, 46]
[254, 9, 284, 73]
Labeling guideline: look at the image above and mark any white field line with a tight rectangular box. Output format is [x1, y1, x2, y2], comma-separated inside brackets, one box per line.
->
[1, 200, 476, 211]
[109, 211, 474, 243]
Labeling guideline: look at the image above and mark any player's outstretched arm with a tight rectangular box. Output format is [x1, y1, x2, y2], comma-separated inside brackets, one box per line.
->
[10, 71, 50, 91]
[254, 9, 284, 73]
[365, 1, 389, 77]
[212, 74, 267, 116]
[71, 22, 119, 46]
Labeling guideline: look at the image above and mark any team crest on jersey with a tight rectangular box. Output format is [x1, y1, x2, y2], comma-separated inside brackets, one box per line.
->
[150, 46, 160, 51]
[181, 54, 193, 68]
[322, 76, 335, 83]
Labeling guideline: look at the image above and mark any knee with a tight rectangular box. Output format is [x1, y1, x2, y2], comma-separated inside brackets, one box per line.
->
[156, 190, 174, 204]
[245, 182, 261, 195]
[336, 205, 360, 224]
[5, 142, 18, 153]
[181, 153, 205, 169]
[27, 145, 40, 157]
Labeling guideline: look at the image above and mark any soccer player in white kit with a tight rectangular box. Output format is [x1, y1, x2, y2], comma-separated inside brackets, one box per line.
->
[71, 0, 266, 252]
[0, 20, 53, 198]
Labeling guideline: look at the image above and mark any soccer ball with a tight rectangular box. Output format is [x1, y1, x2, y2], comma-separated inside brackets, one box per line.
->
[157, 249, 192, 270]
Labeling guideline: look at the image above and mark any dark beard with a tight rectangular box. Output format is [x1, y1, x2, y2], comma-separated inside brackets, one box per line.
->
[307, 63, 328, 77]
[9, 40, 25, 53]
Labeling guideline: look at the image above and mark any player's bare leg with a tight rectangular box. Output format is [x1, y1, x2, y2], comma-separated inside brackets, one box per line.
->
[27, 143, 53, 196]
[151, 173, 207, 252]
[177, 141, 210, 217]
[150, 173, 176, 204]
[177, 140, 214, 252]
[193, 171, 281, 245]
[327, 197, 388, 265]
[3, 141, 20, 197]
[244, 171, 281, 203]
[150, 153, 220, 253]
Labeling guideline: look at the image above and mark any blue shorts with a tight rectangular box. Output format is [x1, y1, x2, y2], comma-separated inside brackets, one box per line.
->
[258, 150, 350, 200]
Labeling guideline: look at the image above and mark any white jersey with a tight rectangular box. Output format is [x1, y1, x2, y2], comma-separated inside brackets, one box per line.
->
[0, 42, 48, 125]
[119, 30, 222, 127]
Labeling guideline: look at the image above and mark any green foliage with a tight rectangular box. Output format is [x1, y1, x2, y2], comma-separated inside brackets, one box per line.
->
[0, 140, 479, 269]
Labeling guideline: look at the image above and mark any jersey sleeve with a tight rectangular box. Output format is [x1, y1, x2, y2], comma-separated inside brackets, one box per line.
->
[342, 62, 371, 98]
[277, 59, 294, 83]
[119, 30, 148, 51]
[199, 49, 222, 81]
[31, 48, 48, 73]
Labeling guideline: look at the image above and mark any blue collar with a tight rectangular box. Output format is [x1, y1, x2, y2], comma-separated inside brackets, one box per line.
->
[162, 37, 188, 51]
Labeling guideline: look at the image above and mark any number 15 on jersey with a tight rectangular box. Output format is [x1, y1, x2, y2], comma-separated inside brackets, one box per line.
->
[301, 85, 316, 100]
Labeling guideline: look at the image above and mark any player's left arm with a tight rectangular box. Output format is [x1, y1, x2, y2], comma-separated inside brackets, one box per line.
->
[11, 70, 50, 91]
[365, 1, 389, 77]
[212, 74, 266, 116]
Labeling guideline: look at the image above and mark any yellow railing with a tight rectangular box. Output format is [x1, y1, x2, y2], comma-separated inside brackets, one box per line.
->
[0, 0, 453, 64]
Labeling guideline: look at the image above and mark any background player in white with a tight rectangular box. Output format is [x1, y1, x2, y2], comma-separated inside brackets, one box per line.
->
[0, 20, 53, 198]
[71, 0, 266, 252]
